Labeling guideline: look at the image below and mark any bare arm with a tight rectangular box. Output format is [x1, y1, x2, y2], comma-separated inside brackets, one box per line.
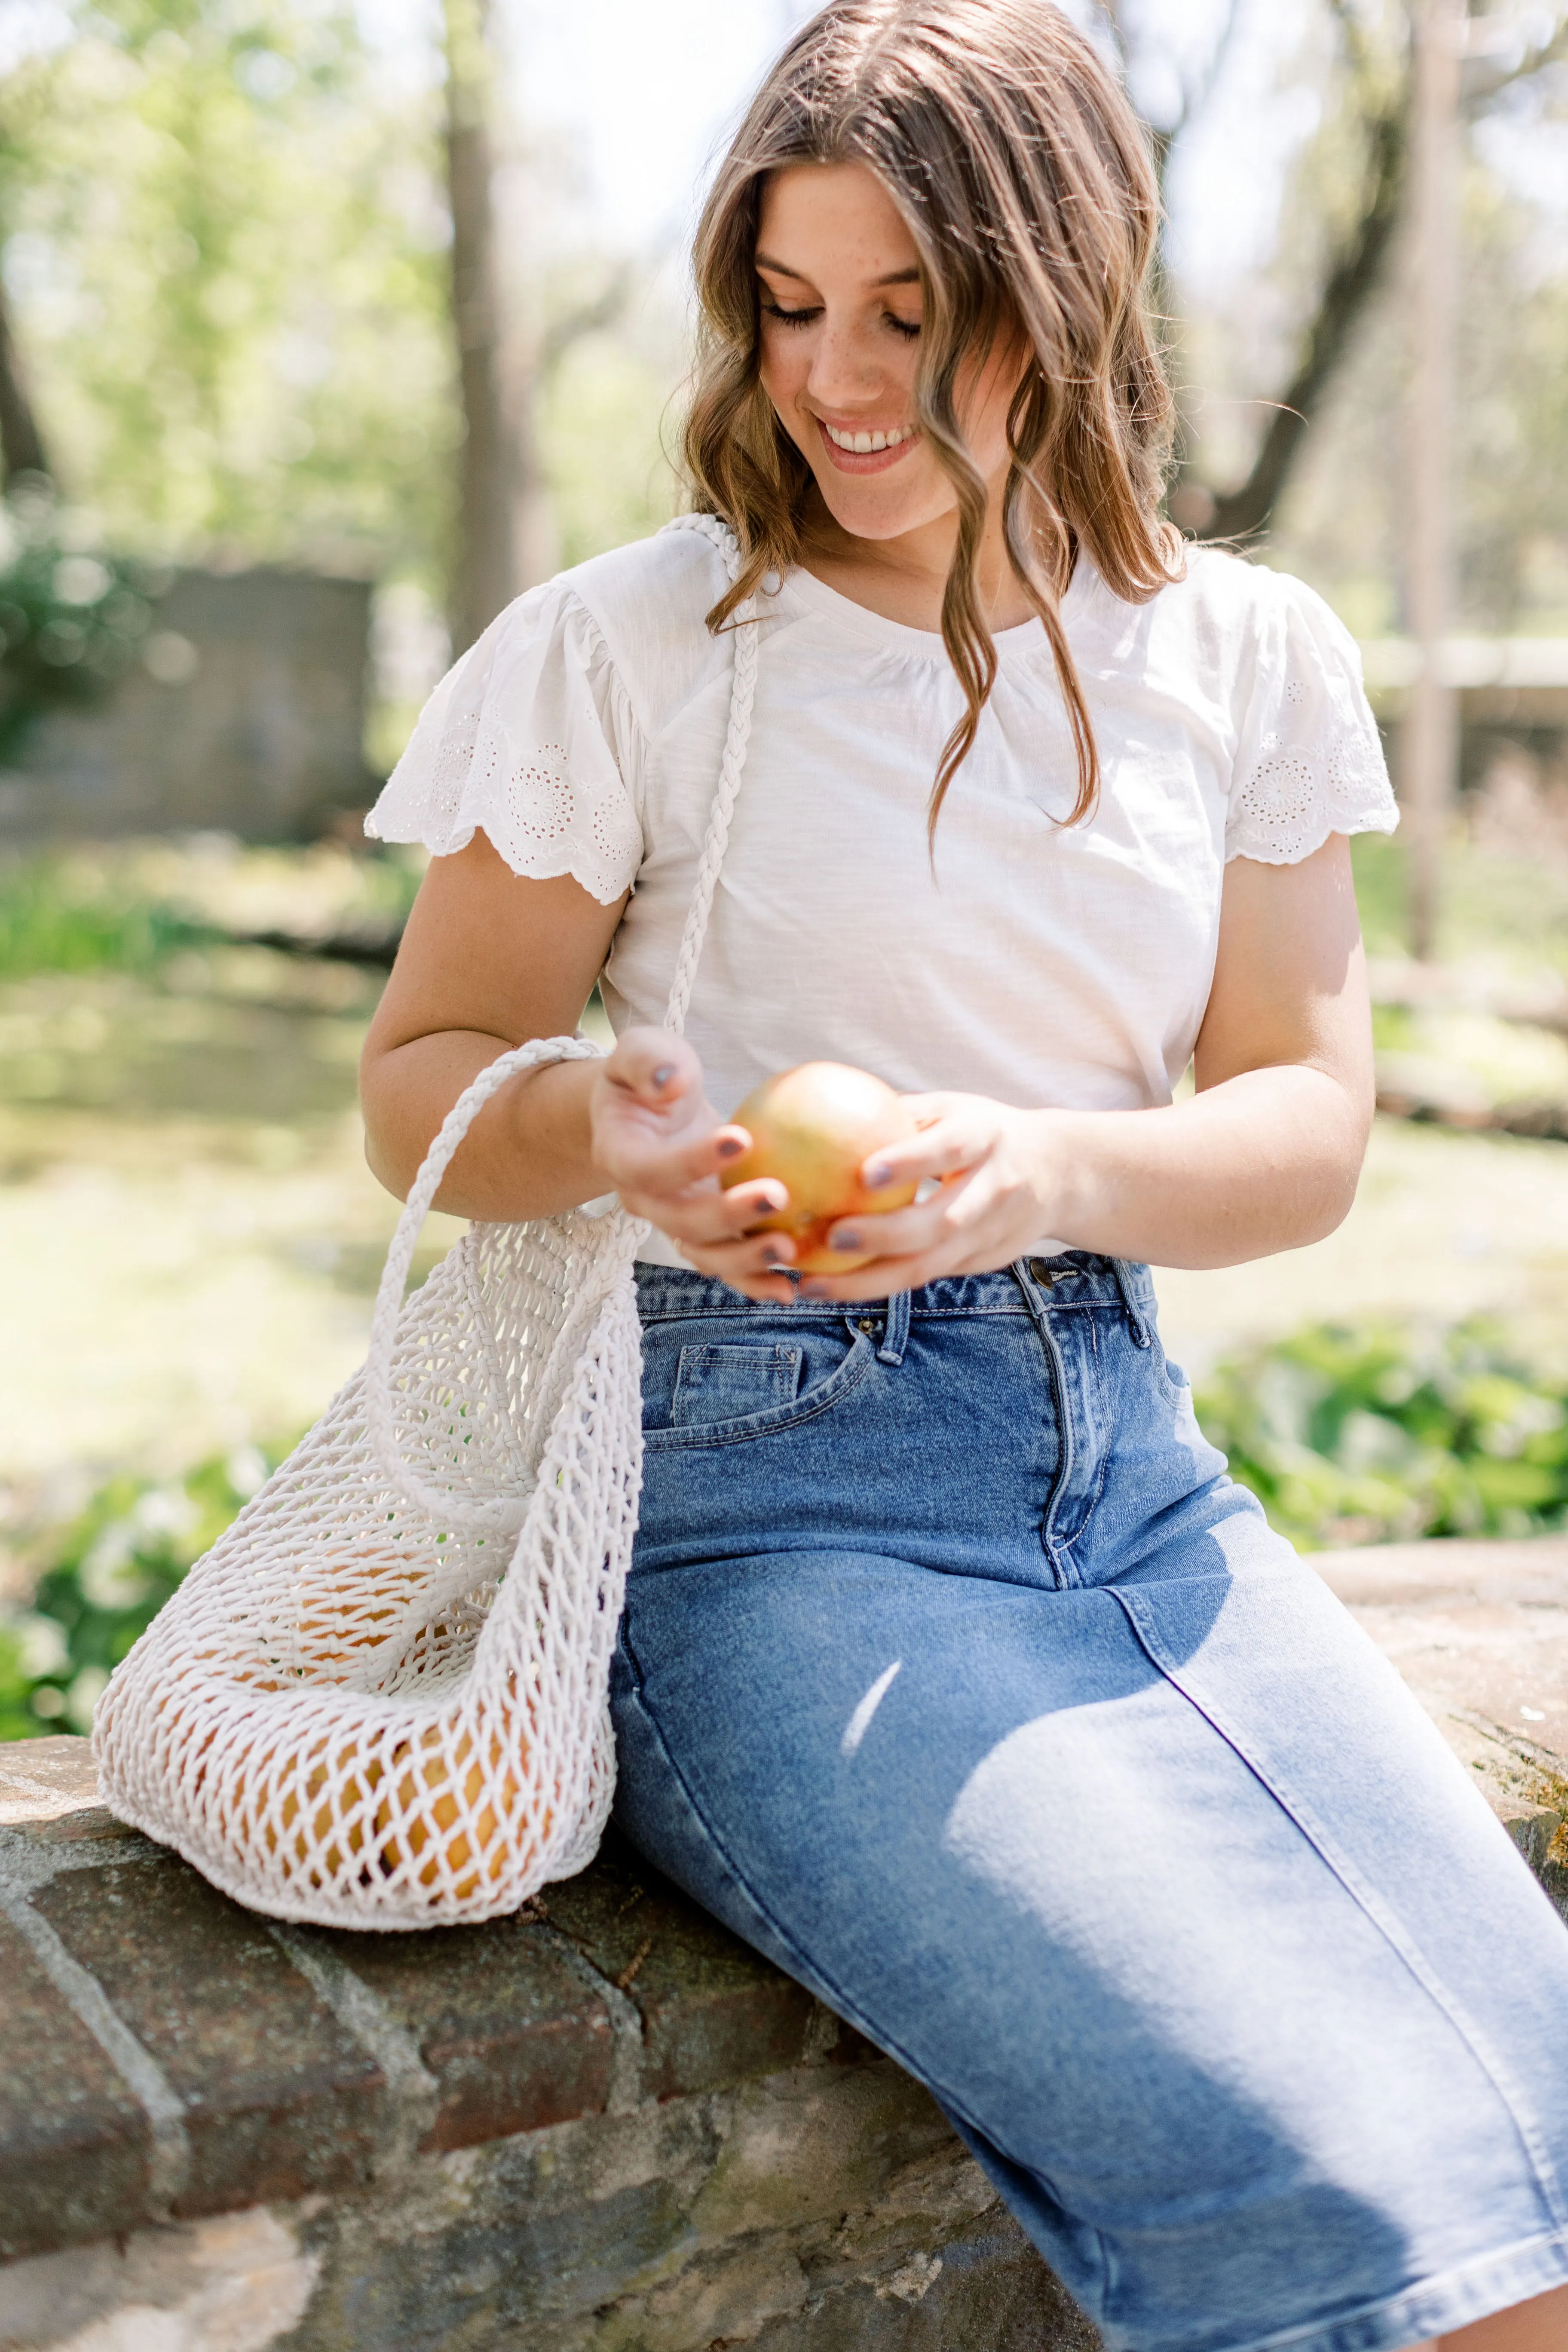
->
[358, 830, 802, 1283]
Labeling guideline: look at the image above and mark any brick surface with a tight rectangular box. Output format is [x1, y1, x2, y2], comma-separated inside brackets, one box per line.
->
[311, 1914, 615, 2151]
[32, 1857, 389, 2217]
[0, 1914, 150, 2261]
[543, 1828, 824, 2101]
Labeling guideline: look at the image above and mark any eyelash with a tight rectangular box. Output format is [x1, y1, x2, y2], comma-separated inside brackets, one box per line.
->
[760, 300, 920, 341]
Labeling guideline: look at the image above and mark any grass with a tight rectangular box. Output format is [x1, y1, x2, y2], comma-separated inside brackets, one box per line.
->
[0, 852, 213, 979]
[1351, 828, 1568, 976]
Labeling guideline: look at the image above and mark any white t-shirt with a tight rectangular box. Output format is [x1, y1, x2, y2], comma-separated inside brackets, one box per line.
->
[368, 526, 1396, 1263]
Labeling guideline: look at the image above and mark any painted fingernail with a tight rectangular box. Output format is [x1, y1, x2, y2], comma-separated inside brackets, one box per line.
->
[831, 1230, 864, 1253]
[799, 1281, 830, 1300]
[864, 1162, 893, 1189]
[717, 1135, 744, 1158]
[651, 1063, 675, 1089]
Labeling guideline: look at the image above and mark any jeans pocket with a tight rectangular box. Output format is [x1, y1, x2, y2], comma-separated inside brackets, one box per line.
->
[642, 1315, 875, 1450]
[671, 1342, 802, 1427]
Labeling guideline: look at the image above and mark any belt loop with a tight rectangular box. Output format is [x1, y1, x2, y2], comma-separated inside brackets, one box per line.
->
[1110, 1259, 1151, 1348]
[878, 1287, 911, 1366]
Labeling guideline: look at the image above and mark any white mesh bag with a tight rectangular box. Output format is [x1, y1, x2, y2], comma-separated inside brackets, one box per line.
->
[93, 515, 757, 1928]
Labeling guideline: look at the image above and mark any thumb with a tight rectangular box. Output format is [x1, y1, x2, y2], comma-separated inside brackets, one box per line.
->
[604, 1026, 706, 1112]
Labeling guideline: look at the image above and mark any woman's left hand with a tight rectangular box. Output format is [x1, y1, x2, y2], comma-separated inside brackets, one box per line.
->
[797, 1091, 1068, 1302]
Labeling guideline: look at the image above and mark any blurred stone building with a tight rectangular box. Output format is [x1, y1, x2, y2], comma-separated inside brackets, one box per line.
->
[0, 570, 378, 844]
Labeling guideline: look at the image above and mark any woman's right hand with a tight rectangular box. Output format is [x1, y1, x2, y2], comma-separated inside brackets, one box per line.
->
[589, 1029, 798, 1299]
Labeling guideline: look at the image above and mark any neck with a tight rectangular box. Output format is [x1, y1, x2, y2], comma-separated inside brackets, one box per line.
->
[799, 480, 1050, 636]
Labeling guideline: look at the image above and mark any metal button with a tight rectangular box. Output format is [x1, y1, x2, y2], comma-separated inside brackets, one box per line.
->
[858, 1317, 876, 1333]
[1028, 1258, 1056, 1287]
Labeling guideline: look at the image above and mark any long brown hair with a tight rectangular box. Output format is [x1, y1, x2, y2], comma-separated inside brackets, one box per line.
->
[683, 0, 1182, 835]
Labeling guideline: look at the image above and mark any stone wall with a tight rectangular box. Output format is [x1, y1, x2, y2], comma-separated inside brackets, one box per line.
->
[0, 1741, 1082, 2352]
[0, 1538, 1564, 2352]
[0, 570, 377, 845]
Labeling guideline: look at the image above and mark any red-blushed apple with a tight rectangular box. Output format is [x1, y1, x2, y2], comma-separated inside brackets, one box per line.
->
[721, 1062, 919, 1274]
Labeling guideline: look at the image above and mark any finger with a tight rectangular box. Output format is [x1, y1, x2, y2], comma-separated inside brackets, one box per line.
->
[674, 1232, 801, 1298]
[621, 1178, 793, 1247]
[603, 1026, 704, 1109]
[612, 1121, 756, 1197]
[826, 1167, 982, 1261]
[861, 1122, 988, 1191]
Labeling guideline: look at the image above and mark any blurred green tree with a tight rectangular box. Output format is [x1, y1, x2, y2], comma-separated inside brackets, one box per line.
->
[0, 1, 458, 583]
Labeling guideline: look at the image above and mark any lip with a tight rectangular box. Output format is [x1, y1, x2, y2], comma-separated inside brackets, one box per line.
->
[812, 415, 920, 475]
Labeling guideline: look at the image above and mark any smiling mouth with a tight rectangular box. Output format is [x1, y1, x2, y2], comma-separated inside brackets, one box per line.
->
[815, 416, 919, 472]
[823, 421, 913, 453]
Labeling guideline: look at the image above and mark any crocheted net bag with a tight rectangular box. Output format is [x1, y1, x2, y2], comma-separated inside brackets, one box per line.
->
[93, 517, 756, 1928]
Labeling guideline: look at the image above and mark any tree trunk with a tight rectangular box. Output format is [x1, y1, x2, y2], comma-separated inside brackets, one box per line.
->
[0, 270, 50, 488]
[444, 0, 546, 652]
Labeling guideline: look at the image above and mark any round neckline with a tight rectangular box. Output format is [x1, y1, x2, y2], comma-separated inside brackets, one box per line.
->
[777, 553, 1097, 661]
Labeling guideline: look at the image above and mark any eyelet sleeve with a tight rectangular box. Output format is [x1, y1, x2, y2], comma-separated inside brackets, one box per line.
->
[1226, 574, 1398, 865]
[364, 579, 645, 905]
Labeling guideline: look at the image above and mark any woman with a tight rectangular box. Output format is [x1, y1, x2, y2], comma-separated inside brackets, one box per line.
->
[361, 4, 1568, 2346]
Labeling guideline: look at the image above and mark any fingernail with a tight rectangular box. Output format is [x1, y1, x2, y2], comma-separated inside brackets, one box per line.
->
[651, 1063, 675, 1090]
[717, 1135, 744, 1158]
[799, 1281, 830, 1300]
[831, 1230, 863, 1253]
[864, 1162, 892, 1189]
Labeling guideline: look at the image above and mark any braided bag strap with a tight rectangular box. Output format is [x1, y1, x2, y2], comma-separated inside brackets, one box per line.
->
[364, 514, 756, 1511]
[658, 513, 756, 1037]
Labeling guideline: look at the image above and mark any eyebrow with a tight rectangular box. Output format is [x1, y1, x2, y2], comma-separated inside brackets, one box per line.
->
[754, 251, 921, 290]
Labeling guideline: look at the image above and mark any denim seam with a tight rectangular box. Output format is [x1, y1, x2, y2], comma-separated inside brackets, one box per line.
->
[1054, 1316, 1112, 1578]
[1203, 2226, 1568, 2352]
[613, 1667, 1096, 2296]
[1112, 1588, 1568, 2238]
[644, 1332, 876, 1452]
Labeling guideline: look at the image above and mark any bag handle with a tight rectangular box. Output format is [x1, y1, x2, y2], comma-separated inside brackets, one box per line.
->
[364, 515, 756, 1520]
[658, 514, 757, 1036]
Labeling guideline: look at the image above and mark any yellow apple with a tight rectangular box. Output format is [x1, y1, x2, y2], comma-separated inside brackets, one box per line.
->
[721, 1062, 919, 1274]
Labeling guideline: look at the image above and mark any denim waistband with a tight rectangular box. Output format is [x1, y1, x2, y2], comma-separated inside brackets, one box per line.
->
[633, 1252, 1157, 1328]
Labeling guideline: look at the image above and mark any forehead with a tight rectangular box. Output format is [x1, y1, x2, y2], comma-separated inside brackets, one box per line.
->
[755, 162, 920, 279]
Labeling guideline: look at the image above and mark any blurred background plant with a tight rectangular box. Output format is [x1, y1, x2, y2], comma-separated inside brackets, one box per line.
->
[1193, 1317, 1568, 1550]
[0, 1436, 293, 1738]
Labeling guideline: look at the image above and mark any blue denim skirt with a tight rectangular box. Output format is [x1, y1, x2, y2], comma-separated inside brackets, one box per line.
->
[610, 1256, 1568, 2352]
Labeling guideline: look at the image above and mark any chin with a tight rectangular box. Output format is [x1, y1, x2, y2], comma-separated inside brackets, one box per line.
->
[811, 470, 943, 543]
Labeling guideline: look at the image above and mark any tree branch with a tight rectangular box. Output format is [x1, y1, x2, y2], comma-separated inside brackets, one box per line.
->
[1461, 15, 1568, 114]
[1197, 80, 1408, 540]
[536, 262, 633, 380]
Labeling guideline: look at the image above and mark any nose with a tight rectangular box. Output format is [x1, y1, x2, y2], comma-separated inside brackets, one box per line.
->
[804, 313, 894, 416]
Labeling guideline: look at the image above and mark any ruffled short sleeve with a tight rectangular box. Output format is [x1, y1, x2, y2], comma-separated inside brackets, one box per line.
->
[365, 579, 645, 905]
[1226, 573, 1398, 865]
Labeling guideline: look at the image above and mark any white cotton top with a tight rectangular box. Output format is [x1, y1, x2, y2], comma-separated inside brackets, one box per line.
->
[368, 525, 1396, 1265]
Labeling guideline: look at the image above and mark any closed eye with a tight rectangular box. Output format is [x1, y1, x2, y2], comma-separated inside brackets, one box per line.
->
[760, 299, 821, 328]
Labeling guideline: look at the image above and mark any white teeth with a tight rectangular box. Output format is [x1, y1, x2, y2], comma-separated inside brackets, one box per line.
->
[825, 423, 910, 453]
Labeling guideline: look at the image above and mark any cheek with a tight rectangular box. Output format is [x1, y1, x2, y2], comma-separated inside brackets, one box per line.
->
[758, 333, 807, 425]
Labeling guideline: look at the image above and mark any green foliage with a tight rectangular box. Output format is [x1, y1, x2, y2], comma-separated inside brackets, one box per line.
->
[0, 484, 163, 760]
[1195, 1318, 1568, 1551]
[0, 1438, 294, 1739]
[1, 1, 456, 583]
[1349, 830, 1406, 958]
